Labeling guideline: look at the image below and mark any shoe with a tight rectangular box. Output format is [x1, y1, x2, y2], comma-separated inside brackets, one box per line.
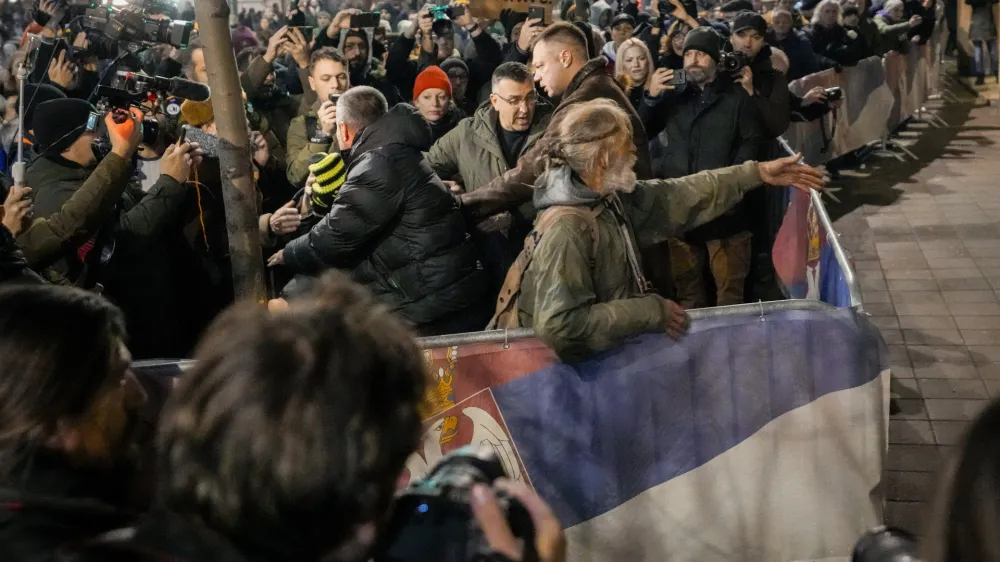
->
[976, 76, 985, 85]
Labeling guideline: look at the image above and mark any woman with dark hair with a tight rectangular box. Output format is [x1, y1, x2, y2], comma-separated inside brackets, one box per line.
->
[661, 20, 693, 70]
[923, 398, 1000, 561]
[0, 285, 147, 561]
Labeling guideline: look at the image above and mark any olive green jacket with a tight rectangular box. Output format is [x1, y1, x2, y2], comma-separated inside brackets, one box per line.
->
[22, 152, 185, 284]
[285, 100, 339, 187]
[519, 162, 764, 362]
[427, 101, 550, 221]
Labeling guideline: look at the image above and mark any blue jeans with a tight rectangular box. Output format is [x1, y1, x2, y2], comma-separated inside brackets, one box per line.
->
[974, 39, 998, 77]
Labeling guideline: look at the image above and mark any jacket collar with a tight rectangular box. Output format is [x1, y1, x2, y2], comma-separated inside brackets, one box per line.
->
[564, 57, 613, 100]
[471, 102, 549, 161]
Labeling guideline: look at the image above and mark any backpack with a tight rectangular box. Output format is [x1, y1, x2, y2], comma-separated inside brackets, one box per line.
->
[487, 204, 606, 330]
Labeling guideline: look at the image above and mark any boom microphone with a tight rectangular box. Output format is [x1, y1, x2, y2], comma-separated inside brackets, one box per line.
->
[116, 71, 212, 101]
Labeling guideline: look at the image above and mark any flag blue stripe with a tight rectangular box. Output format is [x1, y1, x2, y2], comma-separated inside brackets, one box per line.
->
[492, 309, 885, 527]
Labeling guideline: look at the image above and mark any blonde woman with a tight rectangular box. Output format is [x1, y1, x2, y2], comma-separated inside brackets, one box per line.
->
[615, 38, 655, 109]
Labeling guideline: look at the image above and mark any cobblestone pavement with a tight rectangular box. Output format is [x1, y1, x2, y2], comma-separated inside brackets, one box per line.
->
[823, 75, 1000, 536]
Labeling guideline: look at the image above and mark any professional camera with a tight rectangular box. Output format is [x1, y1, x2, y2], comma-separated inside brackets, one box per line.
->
[824, 87, 843, 102]
[69, 0, 193, 62]
[374, 446, 537, 562]
[851, 526, 922, 562]
[719, 49, 751, 73]
[90, 71, 210, 156]
[428, 4, 465, 36]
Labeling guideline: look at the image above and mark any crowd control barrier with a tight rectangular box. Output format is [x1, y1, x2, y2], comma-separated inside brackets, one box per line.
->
[408, 301, 889, 562]
[783, 34, 943, 166]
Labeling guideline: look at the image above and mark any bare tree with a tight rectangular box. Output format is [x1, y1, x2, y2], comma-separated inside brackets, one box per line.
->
[194, 0, 267, 303]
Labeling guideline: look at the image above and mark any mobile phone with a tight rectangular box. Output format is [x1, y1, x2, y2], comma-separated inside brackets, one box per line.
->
[328, 93, 341, 104]
[289, 25, 314, 42]
[177, 125, 187, 144]
[450, 4, 466, 17]
[527, 6, 545, 23]
[350, 11, 381, 28]
[667, 69, 686, 86]
[180, 125, 218, 159]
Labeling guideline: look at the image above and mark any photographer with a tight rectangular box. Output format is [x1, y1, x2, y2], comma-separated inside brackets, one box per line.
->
[0, 284, 147, 560]
[285, 47, 349, 187]
[26, 99, 202, 357]
[239, 26, 314, 146]
[730, 12, 790, 139]
[314, 9, 403, 105]
[641, 27, 766, 309]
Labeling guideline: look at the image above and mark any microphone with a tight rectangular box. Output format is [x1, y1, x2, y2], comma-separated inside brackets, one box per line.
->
[116, 71, 212, 102]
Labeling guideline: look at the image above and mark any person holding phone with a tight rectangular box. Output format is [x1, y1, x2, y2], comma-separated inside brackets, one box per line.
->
[285, 48, 350, 187]
[310, 8, 403, 105]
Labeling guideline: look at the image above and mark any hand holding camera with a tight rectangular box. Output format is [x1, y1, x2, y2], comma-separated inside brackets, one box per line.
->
[108, 107, 145, 158]
[472, 479, 566, 562]
[160, 140, 204, 184]
[47, 49, 75, 90]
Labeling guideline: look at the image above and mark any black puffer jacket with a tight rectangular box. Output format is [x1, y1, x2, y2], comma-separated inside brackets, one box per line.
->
[282, 104, 488, 334]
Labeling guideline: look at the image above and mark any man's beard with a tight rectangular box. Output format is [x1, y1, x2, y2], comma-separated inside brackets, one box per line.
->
[686, 67, 711, 85]
[600, 155, 638, 195]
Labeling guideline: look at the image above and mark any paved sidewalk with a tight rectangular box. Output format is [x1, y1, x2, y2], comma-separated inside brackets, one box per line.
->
[824, 78, 1000, 536]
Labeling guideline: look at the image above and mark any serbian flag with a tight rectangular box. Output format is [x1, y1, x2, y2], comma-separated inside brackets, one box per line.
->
[407, 307, 888, 561]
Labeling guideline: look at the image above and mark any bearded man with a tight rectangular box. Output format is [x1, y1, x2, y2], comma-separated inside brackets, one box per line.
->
[494, 100, 825, 362]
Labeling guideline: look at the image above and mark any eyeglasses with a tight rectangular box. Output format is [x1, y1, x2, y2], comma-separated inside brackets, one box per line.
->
[494, 92, 538, 108]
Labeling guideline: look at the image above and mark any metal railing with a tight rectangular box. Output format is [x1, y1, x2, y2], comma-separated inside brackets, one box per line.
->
[415, 299, 840, 349]
[777, 137, 864, 312]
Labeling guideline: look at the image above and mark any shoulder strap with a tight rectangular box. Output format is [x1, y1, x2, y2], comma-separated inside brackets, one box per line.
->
[487, 204, 604, 330]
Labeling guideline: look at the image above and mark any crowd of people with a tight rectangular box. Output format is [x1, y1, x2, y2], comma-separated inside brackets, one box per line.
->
[0, 0, 881, 361]
[0, 0, 997, 560]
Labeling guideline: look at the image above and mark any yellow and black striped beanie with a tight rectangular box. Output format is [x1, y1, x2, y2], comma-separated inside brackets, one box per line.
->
[307, 152, 347, 214]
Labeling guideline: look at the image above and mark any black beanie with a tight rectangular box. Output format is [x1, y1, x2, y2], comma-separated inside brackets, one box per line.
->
[33, 98, 95, 155]
[21, 83, 66, 132]
[720, 0, 755, 12]
[731, 11, 767, 34]
[683, 27, 723, 62]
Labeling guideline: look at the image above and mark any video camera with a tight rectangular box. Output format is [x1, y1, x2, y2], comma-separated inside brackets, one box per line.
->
[90, 71, 210, 155]
[49, 0, 193, 62]
[375, 446, 537, 562]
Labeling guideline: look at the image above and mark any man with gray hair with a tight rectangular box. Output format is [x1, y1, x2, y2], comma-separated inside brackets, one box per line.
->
[489, 99, 826, 362]
[427, 62, 552, 297]
[269, 86, 490, 335]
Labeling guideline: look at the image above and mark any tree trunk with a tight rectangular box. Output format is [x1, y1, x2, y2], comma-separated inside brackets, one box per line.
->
[194, 0, 267, 304]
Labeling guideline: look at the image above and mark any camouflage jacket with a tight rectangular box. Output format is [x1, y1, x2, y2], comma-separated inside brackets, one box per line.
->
[517, 162, 764, 362]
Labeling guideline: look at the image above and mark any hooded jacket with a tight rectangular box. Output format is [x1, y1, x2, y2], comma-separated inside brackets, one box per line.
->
[518, 161, 764, 362]
[282, 104, 488, 333]
[459, 57, 652, 221]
